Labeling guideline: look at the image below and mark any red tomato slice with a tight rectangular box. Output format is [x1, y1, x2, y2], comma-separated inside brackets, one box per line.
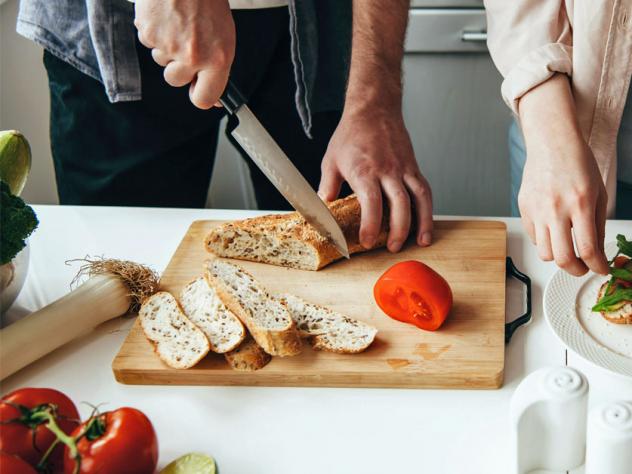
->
[64, 407, 158, 474]
[0, 452, 37, 474]
[613, 256, 630, 268]
[0, 388, 79, 471]
[374, 260, 453, 331]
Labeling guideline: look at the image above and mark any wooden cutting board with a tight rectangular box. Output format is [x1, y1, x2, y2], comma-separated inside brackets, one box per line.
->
[113, 220, 507, 389]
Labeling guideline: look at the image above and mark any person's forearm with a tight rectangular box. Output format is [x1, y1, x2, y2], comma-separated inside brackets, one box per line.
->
[518, 74, 584, 153]
[345, 0, 409, 113]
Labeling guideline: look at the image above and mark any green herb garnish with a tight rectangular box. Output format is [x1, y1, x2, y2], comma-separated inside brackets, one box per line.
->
[592, 288, 632, 312]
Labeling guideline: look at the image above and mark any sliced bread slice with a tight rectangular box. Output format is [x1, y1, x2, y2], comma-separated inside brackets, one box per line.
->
[205, 195, 389, 271]
[597, 281, 632, 324]
[224, 335, 272, 371]
[205, 258, 302, 356]
[180, 277, 245, 353]
[139, 291, 210, 369]
[279, 293, 378, 354]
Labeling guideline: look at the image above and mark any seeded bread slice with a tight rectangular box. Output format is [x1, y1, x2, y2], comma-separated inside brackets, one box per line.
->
[224, 335, 272, 371]
[597, 282, 632, 324]
[205, 258, 302, 356]
[279, 293, 378, 354]
[205, 195, 389, 271]
[180, 277, 246, 353]
[139, 292, 210, 369]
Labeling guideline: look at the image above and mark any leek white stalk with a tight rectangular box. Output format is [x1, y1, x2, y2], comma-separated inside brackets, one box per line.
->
[0, 258, 158, 380]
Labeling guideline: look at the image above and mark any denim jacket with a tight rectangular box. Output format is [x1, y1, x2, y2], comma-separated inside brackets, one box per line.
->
[16, 0, 350, 136]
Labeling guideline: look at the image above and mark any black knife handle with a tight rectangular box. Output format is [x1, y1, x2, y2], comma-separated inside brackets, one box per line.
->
[219, 80, 246, 115]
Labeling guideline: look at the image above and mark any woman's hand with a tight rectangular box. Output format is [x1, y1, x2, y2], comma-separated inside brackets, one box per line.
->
[134, 0, 235, 109]
[518, 74, 609, 276]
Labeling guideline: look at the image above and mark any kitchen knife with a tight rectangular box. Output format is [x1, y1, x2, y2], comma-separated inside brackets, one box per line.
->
[220, 80, 350, 259]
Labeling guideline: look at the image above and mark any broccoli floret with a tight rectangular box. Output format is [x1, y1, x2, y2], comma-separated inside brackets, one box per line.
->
[1, 180, 38, 264]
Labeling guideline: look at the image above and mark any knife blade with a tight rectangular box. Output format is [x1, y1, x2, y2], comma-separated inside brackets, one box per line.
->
[220, 81, 350, 259]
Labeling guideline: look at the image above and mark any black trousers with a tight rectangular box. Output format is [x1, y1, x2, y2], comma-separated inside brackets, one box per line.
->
[44, 8, 341, 209]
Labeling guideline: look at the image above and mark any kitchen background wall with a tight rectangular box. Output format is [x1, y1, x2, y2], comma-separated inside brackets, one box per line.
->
[0, 0, 513, 215]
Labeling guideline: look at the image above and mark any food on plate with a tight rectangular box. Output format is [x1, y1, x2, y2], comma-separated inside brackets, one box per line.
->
[180, 277, 245, 353]
[0, 388, 80, 470]
[63, 407, 158, 474]
[224, 334, 272, 371]
[139, 292, 211, 368]
[0, 452, 37, 474]
[280, 293, 377, 353]
[592, 234, 632, 324]
[205, 258, 302, 356]
[205, 195, 388, 271]
[374, 260, 453, 331]
[0, 258, 159, 380]
[161, 452, 217, 474]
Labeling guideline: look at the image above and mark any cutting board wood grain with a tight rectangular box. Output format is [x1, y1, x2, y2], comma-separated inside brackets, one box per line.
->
[113, 220, 507, 389]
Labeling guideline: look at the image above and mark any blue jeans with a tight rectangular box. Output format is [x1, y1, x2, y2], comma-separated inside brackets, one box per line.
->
[508, 121, 632, 219]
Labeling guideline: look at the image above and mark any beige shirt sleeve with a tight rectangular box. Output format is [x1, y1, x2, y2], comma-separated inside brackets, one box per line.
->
[484, 0, 574, 114]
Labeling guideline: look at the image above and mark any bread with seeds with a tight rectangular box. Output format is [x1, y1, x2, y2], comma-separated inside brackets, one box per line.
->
[180, 277, 245, 353]
[280, 293, 377, 353]
[224, 335, 272, 371]
[139, 292, 210, 369]
[205, 195, 388, 271]
[205, 258, 301, 356]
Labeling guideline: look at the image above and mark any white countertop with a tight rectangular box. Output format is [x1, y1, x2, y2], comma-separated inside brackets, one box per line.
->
[2, 206, 631, 474]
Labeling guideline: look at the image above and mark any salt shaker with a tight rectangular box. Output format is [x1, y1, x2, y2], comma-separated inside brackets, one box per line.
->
[510, 366, 589, 474]
[585, 401, 632, 474]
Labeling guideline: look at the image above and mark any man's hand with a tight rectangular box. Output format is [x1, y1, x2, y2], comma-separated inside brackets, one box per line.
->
[134, 0, 235, 109]
[319, 108, 432, 253]
[319, 0, 433, 252]
[518, 74, 609, 276]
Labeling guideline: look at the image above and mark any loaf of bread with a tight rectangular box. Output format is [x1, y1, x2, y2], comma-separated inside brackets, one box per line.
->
[205, 195, 388, 271]
[280, 293, 377, 353]
[205, 258, 302, 356]
[224, 335, 272, 371]
[139, 292, 210, 369]
[180, 277, 246, 353]
[597, 282, 632, 324]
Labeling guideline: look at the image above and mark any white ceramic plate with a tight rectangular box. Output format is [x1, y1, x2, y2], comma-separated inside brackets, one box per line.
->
[544, 242, 632, 378]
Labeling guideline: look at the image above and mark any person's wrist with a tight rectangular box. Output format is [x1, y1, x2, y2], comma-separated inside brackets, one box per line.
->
[344, 78, 402, 114]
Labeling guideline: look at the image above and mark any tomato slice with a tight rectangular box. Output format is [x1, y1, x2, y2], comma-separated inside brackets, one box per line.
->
[613, 256, 630, 269]
[374, 260, 453, 331]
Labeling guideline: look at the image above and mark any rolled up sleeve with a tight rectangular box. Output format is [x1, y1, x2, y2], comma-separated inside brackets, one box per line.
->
[484, 0, 573, 114]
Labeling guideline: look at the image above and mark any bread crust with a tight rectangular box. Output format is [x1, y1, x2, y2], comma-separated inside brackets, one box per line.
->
[224, 335, 272, 371]
[597, 281, 632, 324]
[205, 195, 389, 270]
[205, 261, 302, 357]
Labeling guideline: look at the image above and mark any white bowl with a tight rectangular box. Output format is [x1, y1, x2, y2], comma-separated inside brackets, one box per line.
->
[0, 241, 30, 314]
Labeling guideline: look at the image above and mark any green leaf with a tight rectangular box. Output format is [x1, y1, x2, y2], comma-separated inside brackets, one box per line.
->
[616, 234, 632, 258]
[592, 287, 632, 312]
[610, 267, 632, 282]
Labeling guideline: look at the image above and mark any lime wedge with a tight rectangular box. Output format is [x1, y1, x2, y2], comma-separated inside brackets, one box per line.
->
[160, 453, 217, 474]
[0, 130, 31, 196]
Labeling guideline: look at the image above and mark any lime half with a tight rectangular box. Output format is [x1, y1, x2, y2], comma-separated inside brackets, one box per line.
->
[0, 130, 31, 196]
[161, 453, 217, 474]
